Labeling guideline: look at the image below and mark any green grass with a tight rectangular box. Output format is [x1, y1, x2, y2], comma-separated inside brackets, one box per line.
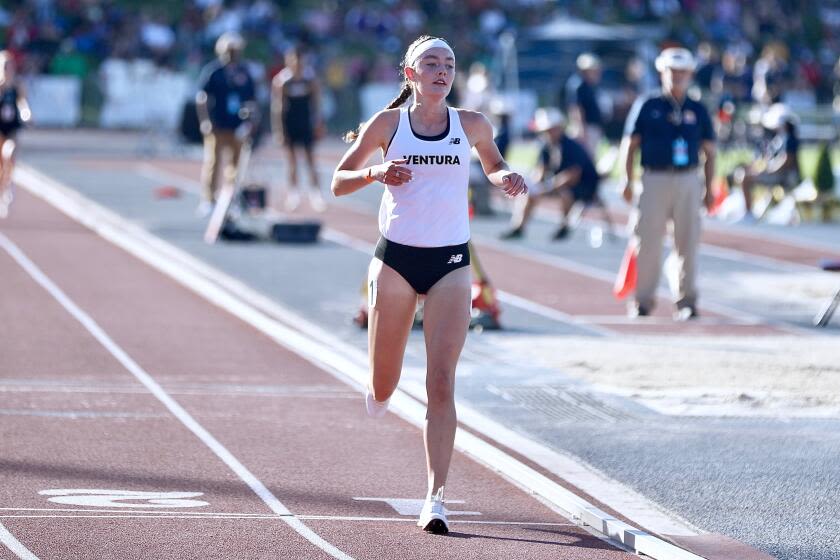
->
[505, 140, 839, 182]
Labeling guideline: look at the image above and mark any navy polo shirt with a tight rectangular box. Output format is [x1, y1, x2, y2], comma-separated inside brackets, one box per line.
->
[198, 61, 256, 131]
[565, 75, 602, 126]
[624, 93, 715, 168]
[540, 135, 599, 190]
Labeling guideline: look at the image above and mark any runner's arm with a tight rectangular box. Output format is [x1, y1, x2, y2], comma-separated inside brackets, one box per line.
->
[331, 110, 411, 196]
[462, 110, 527, 196]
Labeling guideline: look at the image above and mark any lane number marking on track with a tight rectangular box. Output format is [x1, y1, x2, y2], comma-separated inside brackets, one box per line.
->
[38, 489, 209, 509]
[352, 497, 480, 517]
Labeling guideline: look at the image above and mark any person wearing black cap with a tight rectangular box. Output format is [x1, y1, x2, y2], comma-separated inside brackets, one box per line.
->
[620, 47, 716, 320]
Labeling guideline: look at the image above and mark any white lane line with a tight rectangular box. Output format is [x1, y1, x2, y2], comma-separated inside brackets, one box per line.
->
[0, 507, 571, 526]
[570, 315, 759, 326]
[0, 512, 574, 526]
[15, 164, 706, 559]
[498, 194, 840, 270]
[0, 521, 39, 560]
[135, 164, 616, 337]
[0, 515, 576, 527]
[473, 233, 815, 336]
[0, 232, 353, 560]
[0, 409, 166, 419]
[319, 228, 616, 337]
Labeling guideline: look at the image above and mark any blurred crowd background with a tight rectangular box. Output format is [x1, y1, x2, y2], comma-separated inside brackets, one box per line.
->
[2, 0, 840, 147]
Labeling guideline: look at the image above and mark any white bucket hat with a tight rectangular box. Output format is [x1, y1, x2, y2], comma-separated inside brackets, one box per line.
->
[215, 32, 245, 57]
[655, 48, 696, 72]
[576, 53, 601, 71]
[761, 103, 798, 129]
[533, 107, 566, 132]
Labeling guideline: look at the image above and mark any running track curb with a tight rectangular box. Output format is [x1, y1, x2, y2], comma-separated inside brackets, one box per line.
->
[14, 164, 708, 560]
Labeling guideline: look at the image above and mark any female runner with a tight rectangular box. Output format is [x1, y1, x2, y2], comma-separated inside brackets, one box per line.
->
[331, 36, 527, 534]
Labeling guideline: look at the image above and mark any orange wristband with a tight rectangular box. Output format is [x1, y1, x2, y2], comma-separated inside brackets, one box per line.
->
[364, 167, 375, 183]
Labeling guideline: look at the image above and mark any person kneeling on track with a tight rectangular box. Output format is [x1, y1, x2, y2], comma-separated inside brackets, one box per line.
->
[500, 108, 599, 241]
[733, 103, 801, 222]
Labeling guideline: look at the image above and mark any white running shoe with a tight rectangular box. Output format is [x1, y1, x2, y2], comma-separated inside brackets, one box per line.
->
[285, 190, 301, 212]
[417, 487, 449, 534]
[308, 189, 326, 212]
[365, 390, 389, 418]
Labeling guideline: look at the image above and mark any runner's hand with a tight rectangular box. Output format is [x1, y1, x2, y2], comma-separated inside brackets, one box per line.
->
[621, 179, 633, 204]
[704, 191, 715, 212]
[501, 172, 528, 197]
[371, 159, 413, 186]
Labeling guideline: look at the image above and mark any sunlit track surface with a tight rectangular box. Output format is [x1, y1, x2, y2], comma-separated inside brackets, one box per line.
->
[8, 128, 840, 559]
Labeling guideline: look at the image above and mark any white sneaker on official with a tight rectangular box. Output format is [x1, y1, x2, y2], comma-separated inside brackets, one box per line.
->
[417, 487, 449, 534]
[365, 389, 389, 418]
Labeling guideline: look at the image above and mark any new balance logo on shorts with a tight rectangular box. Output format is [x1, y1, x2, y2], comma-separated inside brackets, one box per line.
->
[447, 254, 463, 264]
[449, 137, 461, 145]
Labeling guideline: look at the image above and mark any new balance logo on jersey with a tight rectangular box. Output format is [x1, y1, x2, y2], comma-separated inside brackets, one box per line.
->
[449, 137, 461, 145]
[401, 154, 461, 165]
[447, 254, 463, 264]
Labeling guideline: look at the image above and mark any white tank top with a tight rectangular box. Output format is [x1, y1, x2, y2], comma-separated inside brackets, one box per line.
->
[379, 107, 472, 247]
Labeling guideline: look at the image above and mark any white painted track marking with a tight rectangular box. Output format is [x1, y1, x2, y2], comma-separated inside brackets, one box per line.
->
[0, 232, 354, 560]
[14, 164, 707, 559]
[38, 489, 208, 509]
[0, 521, 39, 560]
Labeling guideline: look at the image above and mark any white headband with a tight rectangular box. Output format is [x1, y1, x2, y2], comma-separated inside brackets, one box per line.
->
[407, 38, 454, 66]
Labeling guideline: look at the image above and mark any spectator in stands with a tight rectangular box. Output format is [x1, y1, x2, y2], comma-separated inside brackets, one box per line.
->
[565, 53, 604, 156]
[695, 42, 722, 91]
[195, 32, 257, 217]
[734, 103, 801, 221]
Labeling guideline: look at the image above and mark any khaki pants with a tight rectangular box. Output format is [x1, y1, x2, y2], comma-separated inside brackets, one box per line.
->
[630, 170, 704, 311]
[200, 130, 244, 202]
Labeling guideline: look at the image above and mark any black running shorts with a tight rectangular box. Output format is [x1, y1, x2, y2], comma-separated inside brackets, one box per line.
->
[374, 237, 470, 295]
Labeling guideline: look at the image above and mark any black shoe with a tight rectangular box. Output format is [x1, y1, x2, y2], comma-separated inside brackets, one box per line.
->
[500, 227, 523, 240]
[552, 224, 571, 240]
[674, 306, 699, 321]
[628, 305, 649, 318]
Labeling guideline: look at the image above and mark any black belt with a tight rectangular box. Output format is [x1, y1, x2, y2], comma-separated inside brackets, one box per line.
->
[644, 165, 697, 172]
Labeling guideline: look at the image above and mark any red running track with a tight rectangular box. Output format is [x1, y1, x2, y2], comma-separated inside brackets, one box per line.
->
[0, 189, 635, 559]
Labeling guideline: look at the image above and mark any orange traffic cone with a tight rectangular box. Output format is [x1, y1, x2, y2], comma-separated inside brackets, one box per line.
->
[154, 185, 182, 199]
[468, 242, 501, 330]
[353, 277, 369, 328]
[613, 240, 637, 300]
[708, 176, 729, 216]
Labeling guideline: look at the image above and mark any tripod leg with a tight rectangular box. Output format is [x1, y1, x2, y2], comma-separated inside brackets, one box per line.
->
[814, 287, 840, 327]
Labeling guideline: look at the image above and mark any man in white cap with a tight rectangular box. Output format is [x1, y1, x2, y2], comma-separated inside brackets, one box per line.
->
[195, 32, 257, 216]
[620, 47, 716, 320]
[735, 102, 801, 220]
[501, 107, 601, 240]
[565, 53, 604, 156]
